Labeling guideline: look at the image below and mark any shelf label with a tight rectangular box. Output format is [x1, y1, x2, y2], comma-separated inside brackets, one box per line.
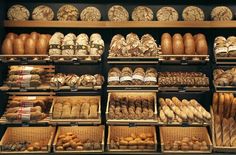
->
[181, 122, 189, 127]
[129, 123, 136, 127]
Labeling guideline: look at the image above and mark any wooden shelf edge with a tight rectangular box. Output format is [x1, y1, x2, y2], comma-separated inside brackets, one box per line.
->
[5, 20, 236, 28]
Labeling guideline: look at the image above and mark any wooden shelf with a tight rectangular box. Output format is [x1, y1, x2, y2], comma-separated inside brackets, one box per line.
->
[5, 20, 236, 28]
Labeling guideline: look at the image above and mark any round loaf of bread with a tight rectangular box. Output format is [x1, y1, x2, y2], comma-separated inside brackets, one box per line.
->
[57, 4, 79, 21]
[108, 5, 129, 21]
[80, 6, 101, 21]
[211, 6, 233, 21]
[7, 4, 30, 21]
[182, 6, 205, 21]
[132, 6, 153, 21]
[156, 7, 178, 21]
[32, 5, 54, 21]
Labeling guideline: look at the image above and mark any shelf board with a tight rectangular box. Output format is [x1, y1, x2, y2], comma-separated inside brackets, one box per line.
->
[5, 20, 236, 28]
[107, 85, 158, 92]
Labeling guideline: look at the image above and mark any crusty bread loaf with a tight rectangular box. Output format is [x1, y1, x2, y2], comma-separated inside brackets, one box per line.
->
[224, 93, 231, 118]
[184, 33, 195, 55]
[6, 32, 17, 41]
[230, 98, 236, 118]
[229, 117, 236, 146]
[196, 38, 208, 55]
[214, 115, 222, 146]
[173, 34, 184, 55]
[2, 38, 13, 55]
[222, 118, 231, 146]
[24, 37, 36, 55]
[13, 38, 24, 55]
[161, 33, 172, 55]
[212, 93, 219, 114]
[218, 93, 225, 118]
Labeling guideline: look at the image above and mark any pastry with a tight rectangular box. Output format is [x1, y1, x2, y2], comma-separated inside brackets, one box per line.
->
[131, 6, 153, 21]
[7, 4, 30, 21]
[80, 6, 101, 21]
[57, 4, 79, 21]
[182, 6, 205, 21]
[108, 5, 129, 21]
[211, 6, 233, 21]
[156, 7, 178, 21]
[32, 5, 54, 21]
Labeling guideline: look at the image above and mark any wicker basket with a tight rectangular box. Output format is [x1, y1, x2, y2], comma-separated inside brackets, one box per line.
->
[107, 126, 157, 152]
[106, 92, 158, 125]
[53, 125, 104, 153]
[0, 126, 56, 154]
[211, 107, 236, 152]
[49, 96, 101, 125]
[160, 127, 212, 153]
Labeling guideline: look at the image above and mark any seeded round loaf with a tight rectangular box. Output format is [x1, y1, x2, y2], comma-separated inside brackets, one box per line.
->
[7, 4, 30, 21]
[32, 5, 54, 21]
[108, 5, 129, 21]
[57, 4, 79, 21]
[80, 6, 101, 21]
[211, 6, 233, 21]
[182, 6, 205, 21]
[132, 6, 153, 21]
[156, 7, 179, 21]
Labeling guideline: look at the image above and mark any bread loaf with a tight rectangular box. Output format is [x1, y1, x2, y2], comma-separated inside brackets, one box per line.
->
[2, 38, 13, 55]
[13, 38, 24, 55]
[24, 38, 36, 54]
[230, 98, 236, 118]
[196, 39, 208, 55]
[161, 33, 172, 54]
[6, 32, 17, 41]
[222, 118, 231, 146]
[214, 115, 222, 146]
[212, 93, 219, 114]
[184, 33, 195, 55]
[30, 32, 39, 41]
[173, 34, 184, 55]
[224, 93, 231, 118]
[218, 93, 224, 118]
[18, 33, 29, 42]
[194, 33, 206, 42]
[36, 37, 48, 54]
[229, 117, 236, 146]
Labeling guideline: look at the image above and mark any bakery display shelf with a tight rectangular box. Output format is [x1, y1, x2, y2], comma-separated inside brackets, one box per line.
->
[50, 55, 101, 65]
[107, 56, 158, 64]
[106, 120, 158, 126]
[0, 84, 50, 92]
[158, 86, 210, 92]
[53, 126, 104, 153]
[160, 126, 212, 154]
[211, 107, 236, 153]
[5, 20, 236, 28]
[0, 117, 50, 125]
[215, 56, 236, 65]
[107, 85, 158, 92]
[158, 121, 211, 127]
[213, 83, 236, 93]
[0, 55, 49, 64]
[159, 55, 209, 65]
[50, 85, 102, 91]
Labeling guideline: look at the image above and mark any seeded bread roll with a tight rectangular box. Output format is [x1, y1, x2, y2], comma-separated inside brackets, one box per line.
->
[156, 7, 179, 21]
[80, 6, 101, 21]
[182, 6, 205, 21]
[108, 5, 129, 21]
[32, 5, 54, 21]
[132, 6, 153, 21]
[211, 6, 233, 21]
[7, 4, 30, 21]
[57, 4, 79, 21]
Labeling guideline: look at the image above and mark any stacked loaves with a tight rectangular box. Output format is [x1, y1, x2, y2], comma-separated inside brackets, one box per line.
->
[110, 132, 155, 150]
[2, 32, 51, 55]
[108, 67, 157, 85]
[49, 32, 104, 57]
[213, 67, 236, 86]
[108, 94, 154, 120]
[158, 72, 209, 87]
[161, 33, 208, 56]
[50, 73, 104, 88]
[159, 97, 211, 124]
[214, 36, 236, 57]
[56, 132, 101, 151]
[109, 33, 160, 57]
[52, 97, 99, 119]
[212, 93, 236, 146]
[6, 66, 45, 88]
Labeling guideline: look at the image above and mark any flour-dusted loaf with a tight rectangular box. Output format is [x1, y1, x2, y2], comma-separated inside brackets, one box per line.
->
[131, 6, 153, 21]
[7, 4, 30, 21]
[182, 6, 205, 21]
[108, 5, 129, 21]
[57, 4, 79, 21]
[80, 6, 101, 21]
[156, 7, 178, 21]
[32, 5, 54, 21]
[211, 6, 233, 21]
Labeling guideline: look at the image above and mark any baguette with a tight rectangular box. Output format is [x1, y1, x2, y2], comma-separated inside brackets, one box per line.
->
[159, 109, 168, 123]
[224, 93, 231, 118]
[229, 117, 236, 146]
[230, 98, 236, 118]
[222, 118, 231, 146]
[161, 105, 174, 120]
[214, 115, 222, 146]
[218, 93, 225, 119]
[212, 93, 219, 114]
[166, 99, 187, 120]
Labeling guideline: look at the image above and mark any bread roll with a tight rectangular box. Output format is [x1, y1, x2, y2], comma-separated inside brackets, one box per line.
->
[25, 37, 36, 54]
[18, 33, 29, 42]
[173, 35, 184, 55]
[161, 33, 172, 55]
[36, 37, 48, 54]
[6, 32, 17, 41]
[196, 39, 208, 55]
[30, 32, 39, 41]
[184, 33, 195, 55]
[13, 38, 24, 55]
[2, 38, 13, 55]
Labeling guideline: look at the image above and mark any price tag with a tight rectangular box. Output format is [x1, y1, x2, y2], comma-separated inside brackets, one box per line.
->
[71, 122, 78, 126]
[21, 58, 28, 65]
[72, 59, 80, 65]
[178, 87, 186, 92]
[181, 122, 189, 127]
[19, 88, 27, 92]
[180, 59, 188, 65]
[70, 86, 78, 92]
[129, 123, 136, 127]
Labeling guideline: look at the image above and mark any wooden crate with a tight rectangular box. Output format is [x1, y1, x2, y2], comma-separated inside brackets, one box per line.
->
[0, 92, 54, 124]
[160, 127, 212, 153]
[106, 92, 157, 125]
[53, 126, 104, 153]
[49, 96, 101, 125]
[107, 126, 157, 152]
[211, 107, 236, 152]
[0, 127, 56, 154]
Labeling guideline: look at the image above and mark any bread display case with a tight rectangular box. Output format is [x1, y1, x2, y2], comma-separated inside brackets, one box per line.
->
[0, 0, 236, 154]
